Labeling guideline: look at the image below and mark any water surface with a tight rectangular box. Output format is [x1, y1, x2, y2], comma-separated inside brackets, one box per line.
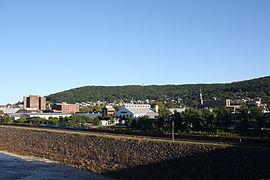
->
[0, 153, 110, 180]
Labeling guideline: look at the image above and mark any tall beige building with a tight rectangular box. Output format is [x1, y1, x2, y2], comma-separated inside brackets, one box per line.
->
[23, 95, 46, 111]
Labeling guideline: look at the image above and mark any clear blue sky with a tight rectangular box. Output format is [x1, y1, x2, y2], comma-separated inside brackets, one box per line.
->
[0, 0, 269, 104]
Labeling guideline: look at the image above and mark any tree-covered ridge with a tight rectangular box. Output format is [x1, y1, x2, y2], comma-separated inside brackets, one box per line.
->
[47, 76, 270, 103]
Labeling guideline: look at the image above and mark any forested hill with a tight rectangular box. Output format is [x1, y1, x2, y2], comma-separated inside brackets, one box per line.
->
[47, 76, 270, 104]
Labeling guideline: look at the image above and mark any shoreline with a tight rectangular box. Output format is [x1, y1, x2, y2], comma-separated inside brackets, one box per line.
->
[0, 150, 113, 180]
[0, 150, 59, 164]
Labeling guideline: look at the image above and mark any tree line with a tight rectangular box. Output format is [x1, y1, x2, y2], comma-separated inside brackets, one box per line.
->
[0, 115, 114, 127]
[126, 106, 270, 136]
[1, 106, 270, 137]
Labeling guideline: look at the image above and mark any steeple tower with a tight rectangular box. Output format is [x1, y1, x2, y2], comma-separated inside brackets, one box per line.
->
[200, 89, 203, 106]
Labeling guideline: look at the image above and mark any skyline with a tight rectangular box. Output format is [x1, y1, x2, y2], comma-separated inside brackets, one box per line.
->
[1, 0, 270, 104]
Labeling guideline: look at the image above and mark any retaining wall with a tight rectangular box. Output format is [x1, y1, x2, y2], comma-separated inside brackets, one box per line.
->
[0, 126, 269, 180]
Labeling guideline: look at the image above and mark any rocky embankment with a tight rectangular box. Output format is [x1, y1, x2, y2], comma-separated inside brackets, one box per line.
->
[0, 126, 269, 180]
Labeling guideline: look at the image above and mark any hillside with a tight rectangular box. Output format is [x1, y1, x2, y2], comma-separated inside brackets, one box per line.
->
[47, 76, 270, 104]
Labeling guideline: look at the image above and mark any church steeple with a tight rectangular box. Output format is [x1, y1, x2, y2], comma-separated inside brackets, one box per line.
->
[200, 89, 203, 106]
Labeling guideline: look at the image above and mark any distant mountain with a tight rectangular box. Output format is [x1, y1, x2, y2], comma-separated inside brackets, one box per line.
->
[47, 76, 270, 104]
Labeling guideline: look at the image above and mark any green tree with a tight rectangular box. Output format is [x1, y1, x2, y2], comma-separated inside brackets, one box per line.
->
[213, 107, 233, 130]
[149, 101, 166, 111]
[156, 109, 171, 132]
[135, 116, 157, 131]
[17, 116, 27, 124]
[47, 117, 60, 126]
[1, 116, 13, 124]
[183, 108, 204, 131]
[202, 109, 217, 132]
[92, 117, 100, 125]
[249, 107, 264, 130]
[237, 106, 257, 132]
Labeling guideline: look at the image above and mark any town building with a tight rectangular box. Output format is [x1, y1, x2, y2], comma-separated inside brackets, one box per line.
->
[231, 99, 247, 105]
[76, 112, 102, 118]
[52, 103, 79, 113]
[199, 90, 231, 108]
[203, 99, 231, 108]
[0, 110, 4, 117]
[249, 98, 267, 109]
[115, 104, 159, 118]
[0, 107, 21, 114]
[17, 108, 42, 113]
[99, 120, 109, 126]
[226, 105, 241, 112]
[102, 106, 115, 116]
[7, 113, 71, 120]
[7, 113, 24, 120]
[169, 107, 187, 114]
[23, 95, 46, 111]
[27, 113, 71, 119]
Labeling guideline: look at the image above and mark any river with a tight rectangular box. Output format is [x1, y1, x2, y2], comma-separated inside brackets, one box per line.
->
[0, 152, 111, 180]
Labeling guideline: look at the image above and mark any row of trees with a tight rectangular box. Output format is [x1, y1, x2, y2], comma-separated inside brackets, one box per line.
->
[1, 106, 269, 136]
[127, 107, 270, 135]
[0, 115, 110, 127]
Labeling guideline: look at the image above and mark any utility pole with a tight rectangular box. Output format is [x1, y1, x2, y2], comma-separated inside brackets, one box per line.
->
[172, 116, 175, 141]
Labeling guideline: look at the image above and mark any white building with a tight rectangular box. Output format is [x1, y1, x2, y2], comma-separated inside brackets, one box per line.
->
[7, 113, 25, 120]
[169, 107, 187, 114]
[0, 107, 21, 114]
[26, 113, 72, 119]
[7, 113, 71, 120]
[99, 120, 109, 126]
[115, 104, 158, 118]
[76, 112, 102, 118]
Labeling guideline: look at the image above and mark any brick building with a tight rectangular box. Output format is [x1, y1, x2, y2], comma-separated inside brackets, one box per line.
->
[203, 99, 231, 108]
[52, 103, 79, 113]
[0, 110, 4, 117]
[102, 106, 115, 116]
[23, 95, 46, 111]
